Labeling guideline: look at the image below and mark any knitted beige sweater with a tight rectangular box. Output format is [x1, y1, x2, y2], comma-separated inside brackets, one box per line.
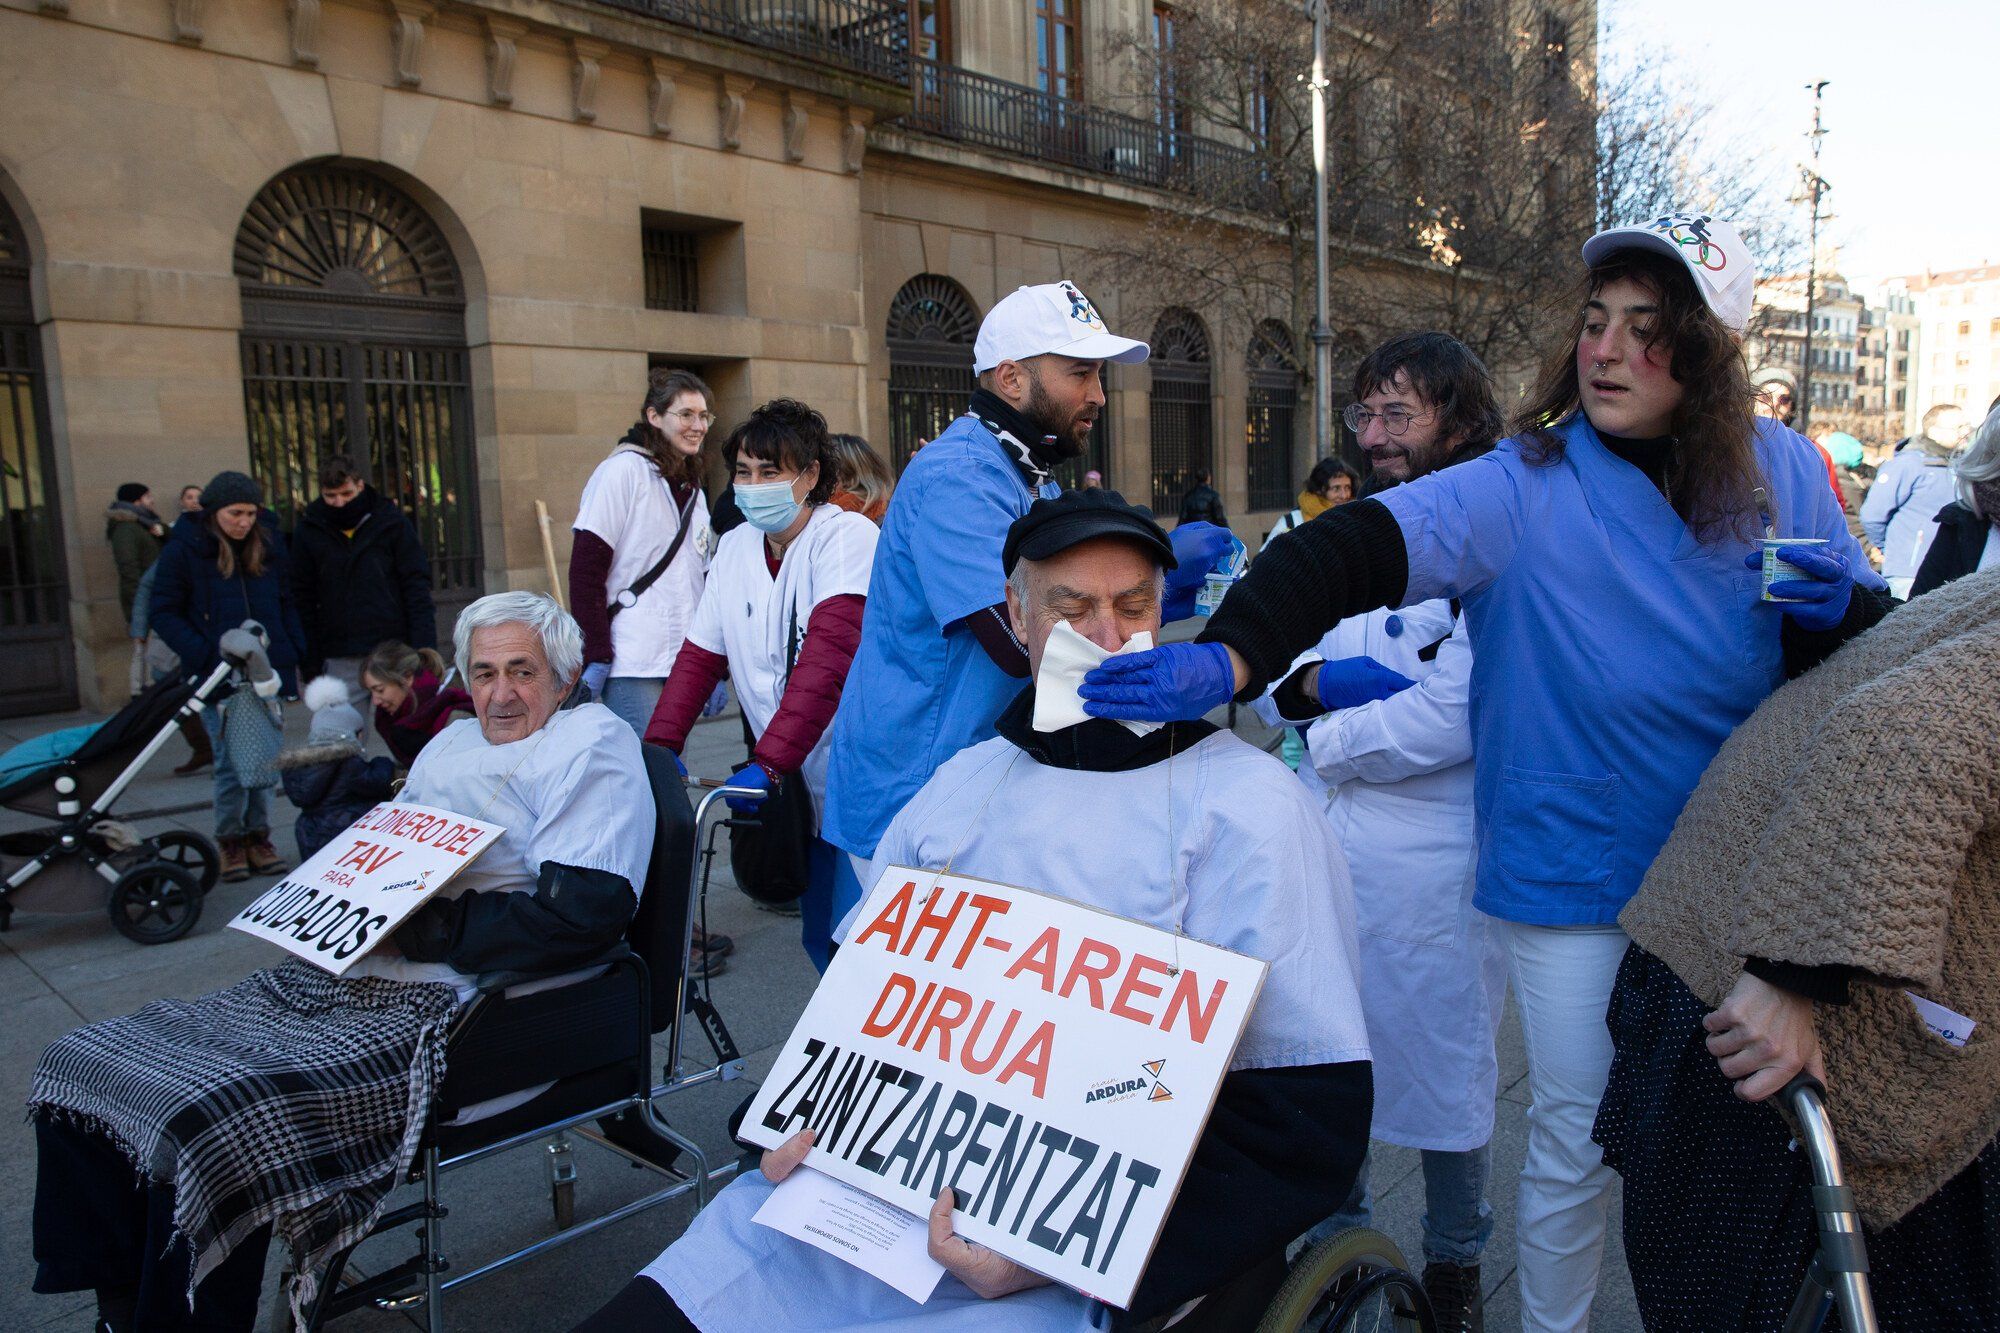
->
[1620, 568, 2000, 1229]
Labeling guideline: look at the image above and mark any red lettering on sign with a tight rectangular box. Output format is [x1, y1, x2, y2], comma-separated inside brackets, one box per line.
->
[1002, 926, 1061, 990]
[861, 973, 917, 1037]
[959, 1000, 1020, 1076]
[1109, 954, 1172, 1026]
[900, 887, 966, 963]
[1163, 970, 1227, 1044]
[994, 1020, 1054, 1099]
[950, 893, 1012, 969]
[911, 986, 972, 1060]
[1057, 937, 1120, 1009]
[851, 880, 917, 953]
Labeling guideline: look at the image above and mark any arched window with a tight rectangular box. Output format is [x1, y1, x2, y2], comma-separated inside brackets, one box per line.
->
[1147, 307, 1212, 514]
[0, 187, 73, 715]
[235, 165, 482, 605]
[1245, 320, 1299, 511]
[885, 274, 978, 472]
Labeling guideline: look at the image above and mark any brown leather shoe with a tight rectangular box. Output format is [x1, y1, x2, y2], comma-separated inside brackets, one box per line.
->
[243, 833, 290, 877]
[218, 836, 249, 883]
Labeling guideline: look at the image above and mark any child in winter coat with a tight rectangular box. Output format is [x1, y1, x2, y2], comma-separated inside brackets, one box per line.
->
[278, 677, 396, 862]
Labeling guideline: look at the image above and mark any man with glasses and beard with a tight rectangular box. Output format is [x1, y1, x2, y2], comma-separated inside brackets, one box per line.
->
[819, 281, 1229, 936]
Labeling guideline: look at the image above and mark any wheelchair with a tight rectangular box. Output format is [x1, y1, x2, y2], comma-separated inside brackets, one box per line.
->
[300, 747, 751, 1330]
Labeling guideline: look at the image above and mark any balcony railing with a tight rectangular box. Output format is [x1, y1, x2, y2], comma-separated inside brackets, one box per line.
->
[902, 58, 1275, 208]
[596, 0, 911, 83]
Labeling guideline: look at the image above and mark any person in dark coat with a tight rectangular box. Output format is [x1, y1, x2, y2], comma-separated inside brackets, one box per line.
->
[289, 454, 436, 689]
[1178, 469, 1229, 528]
[149, 470, 308, 880]
[104, 483, 167, 622]
[1911, 403, 2000, 599]
[278, 677, 396, 862]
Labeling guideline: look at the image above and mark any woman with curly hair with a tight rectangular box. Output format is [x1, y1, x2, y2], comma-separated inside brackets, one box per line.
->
[1080, 213, 1894, 1330]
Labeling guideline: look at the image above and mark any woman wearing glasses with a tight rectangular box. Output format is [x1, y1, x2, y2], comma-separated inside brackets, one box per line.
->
[1082, 214, 1893, 1331]
[571, 367, 718, 736]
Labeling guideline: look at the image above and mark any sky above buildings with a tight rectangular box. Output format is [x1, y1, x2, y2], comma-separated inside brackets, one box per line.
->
[1600, 0, 1998, 293]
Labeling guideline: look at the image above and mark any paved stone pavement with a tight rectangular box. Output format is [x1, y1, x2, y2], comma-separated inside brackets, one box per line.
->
[1, 698, 1641, 1331]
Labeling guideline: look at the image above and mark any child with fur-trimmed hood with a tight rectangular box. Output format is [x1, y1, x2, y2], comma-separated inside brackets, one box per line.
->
[279, 677, 396, 862]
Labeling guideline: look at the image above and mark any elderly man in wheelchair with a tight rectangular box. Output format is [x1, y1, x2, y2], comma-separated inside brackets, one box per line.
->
[575, 491, 1379, 1332]
[29, 591, 693, 1333]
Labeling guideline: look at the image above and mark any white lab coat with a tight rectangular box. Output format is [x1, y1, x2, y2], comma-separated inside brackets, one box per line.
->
[685, 504, 878, 815]
[574, 446, 714, 678]
[1255, 600, 1506, 1152]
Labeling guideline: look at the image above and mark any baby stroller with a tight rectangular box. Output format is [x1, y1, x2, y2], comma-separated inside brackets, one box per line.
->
[0, 657, 240, 944]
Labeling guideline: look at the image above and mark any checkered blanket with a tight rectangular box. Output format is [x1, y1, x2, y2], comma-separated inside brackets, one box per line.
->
[29, 961, 457, 1320]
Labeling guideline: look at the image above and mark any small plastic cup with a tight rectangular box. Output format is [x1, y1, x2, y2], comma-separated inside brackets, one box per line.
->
[1761, 537, 1829, 603]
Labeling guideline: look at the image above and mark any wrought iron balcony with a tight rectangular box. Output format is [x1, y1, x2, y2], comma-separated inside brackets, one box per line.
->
[902, 58, 1275, 207]
[595, 0, 912, 83]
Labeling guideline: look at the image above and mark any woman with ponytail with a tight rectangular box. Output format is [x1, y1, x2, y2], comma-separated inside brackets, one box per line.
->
[570, 368, 717, 736]
[361, 640, 472, 769]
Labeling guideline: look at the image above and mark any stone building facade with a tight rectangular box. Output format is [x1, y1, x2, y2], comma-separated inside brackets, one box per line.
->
[1, 0, 1589, 714]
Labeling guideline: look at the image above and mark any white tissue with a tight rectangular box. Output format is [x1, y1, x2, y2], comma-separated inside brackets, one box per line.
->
[1032, 621, 1160, 737]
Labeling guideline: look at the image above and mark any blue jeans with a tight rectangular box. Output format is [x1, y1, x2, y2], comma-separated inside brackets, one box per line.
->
[800, 837, 840, 974]
[601, 676, 666, 737]
[201, 707, 269, 839]
[1305, 1144, 1493, 1266]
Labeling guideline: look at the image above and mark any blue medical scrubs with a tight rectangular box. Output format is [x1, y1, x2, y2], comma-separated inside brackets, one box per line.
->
[1378, 414, 1884, 926]
[819, 412, 1058, 917]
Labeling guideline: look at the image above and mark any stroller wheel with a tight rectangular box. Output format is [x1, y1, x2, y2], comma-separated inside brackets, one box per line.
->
[108, 864, 202, 945]
[147, 829, 221, 893]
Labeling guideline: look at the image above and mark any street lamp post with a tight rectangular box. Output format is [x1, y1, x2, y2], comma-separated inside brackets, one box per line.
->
[1309, 0, 1332, 459]
[1798, 80, 1830, 433]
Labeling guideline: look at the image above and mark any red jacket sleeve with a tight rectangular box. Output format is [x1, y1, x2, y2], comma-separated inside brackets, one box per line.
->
[644, 641, 729, 752]
[753, 594, 865, 778]
[569, 530, 615, 666]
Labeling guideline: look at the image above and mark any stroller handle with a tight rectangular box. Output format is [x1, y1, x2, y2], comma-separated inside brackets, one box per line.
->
[1779, 1073, 1881, 1333]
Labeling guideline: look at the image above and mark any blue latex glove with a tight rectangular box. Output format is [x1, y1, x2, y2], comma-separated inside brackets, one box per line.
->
[1744, 544, 1853, 632]
[1314, 656, 1418, 710]
[1162, 523, 1236, 622]
[724, 763, 773, 813]
[701, 680, 730, 718]
[1080, 641, 1237, 722]
[580, 662, 611, 700]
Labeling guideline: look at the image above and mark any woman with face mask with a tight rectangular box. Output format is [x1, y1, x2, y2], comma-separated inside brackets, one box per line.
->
[643, 399, 879, 970]
[570, 367, 717, 737]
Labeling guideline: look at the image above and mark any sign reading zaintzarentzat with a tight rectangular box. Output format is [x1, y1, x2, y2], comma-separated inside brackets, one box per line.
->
[740, 865, 1268, 1308]
[228, 803, 501, 974]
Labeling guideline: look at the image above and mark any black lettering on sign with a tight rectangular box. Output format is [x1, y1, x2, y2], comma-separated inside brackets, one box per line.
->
[1007, 1126, 1073, 1238]
[857, 1067, 923, 1175]
[910, 1090, 979, 1201]
[1098, 1158, 1162, 1274]
[945, 1102, 1014, 1219]
[1027, 1135, 1100, 1253]
[884, 1082, 942, 1190]
[760, 1038, 827, 1134]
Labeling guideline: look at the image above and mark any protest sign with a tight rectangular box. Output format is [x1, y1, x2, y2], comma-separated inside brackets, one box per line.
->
[740, 864, 1268, 1308]
[229, 803, 501, 974]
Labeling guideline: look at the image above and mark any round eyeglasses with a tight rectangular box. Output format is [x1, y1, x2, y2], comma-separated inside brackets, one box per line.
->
[1342, 403, 1433, 437]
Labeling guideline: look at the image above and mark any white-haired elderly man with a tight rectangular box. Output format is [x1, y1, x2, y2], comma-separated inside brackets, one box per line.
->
[29, 592, 654, 1333]
[573, 492, 1371, 1333]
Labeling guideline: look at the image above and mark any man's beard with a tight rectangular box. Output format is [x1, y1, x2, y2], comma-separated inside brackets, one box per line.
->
[1024, 374, 1093, 459]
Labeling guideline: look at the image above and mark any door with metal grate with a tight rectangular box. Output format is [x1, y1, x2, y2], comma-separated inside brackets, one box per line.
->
[235, 166, 482, 624]
[1245, 321, 1299, 512]
[0, 192, 74, 716]
[886, 275, 978, 472]
[1147, 308, 1213, 515]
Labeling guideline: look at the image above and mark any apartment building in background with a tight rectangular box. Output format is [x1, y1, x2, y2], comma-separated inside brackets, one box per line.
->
[0, 0, 1594, 712]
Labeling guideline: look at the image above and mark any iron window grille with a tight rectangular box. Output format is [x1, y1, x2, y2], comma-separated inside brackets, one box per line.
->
[643, 226, 700, 313]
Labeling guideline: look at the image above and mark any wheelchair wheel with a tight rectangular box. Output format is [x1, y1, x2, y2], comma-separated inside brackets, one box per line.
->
[108, 864, 202, 944]
[1256, 1228, 1434, 1333]
[147, 829, 221, 893]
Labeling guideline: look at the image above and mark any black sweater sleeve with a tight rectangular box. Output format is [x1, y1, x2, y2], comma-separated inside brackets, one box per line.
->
[1779, 581, 1895, 679]
[392, 860, 635, 977]
[1115, 1060, 1371, 1326]
[1198, 501, 1409, 699]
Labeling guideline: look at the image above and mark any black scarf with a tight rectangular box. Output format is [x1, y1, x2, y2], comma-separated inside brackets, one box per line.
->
[968, 388, 1069, 489]
[994, 685, 1217, 773]
[1597, 429, 1676, 494]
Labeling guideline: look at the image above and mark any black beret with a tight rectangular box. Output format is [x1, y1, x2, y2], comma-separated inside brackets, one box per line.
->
[1002, 488, 1176, 576]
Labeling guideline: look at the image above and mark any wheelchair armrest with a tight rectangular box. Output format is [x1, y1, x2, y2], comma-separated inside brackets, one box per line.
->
[435, 950, 654, 1119]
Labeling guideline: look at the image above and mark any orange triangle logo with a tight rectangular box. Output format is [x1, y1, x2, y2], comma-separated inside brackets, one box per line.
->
[1142, 1059, 1166, 1079]
[1148, 1082, 1173, 1102]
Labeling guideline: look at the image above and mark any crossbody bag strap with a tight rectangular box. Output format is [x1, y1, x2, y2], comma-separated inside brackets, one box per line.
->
[607, 486, 699, 621]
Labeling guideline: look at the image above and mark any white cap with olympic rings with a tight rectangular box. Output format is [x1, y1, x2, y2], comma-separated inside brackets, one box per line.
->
[1581, 212, 1756, 335]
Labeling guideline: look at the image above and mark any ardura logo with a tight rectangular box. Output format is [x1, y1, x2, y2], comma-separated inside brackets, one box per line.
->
[1084, 1058, 1173, 1105]
[1059, 280, 1106, 332]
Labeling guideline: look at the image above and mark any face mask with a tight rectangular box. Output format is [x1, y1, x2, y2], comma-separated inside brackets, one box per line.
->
[735, 476, 803, 534]
[1032, 619, 1159, 737]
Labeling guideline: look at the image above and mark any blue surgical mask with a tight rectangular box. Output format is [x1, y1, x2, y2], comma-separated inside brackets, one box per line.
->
[735, 477, 804, 534]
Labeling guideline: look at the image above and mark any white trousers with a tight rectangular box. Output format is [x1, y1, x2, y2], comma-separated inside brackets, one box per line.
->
[1495, 920, 1630, 1333]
